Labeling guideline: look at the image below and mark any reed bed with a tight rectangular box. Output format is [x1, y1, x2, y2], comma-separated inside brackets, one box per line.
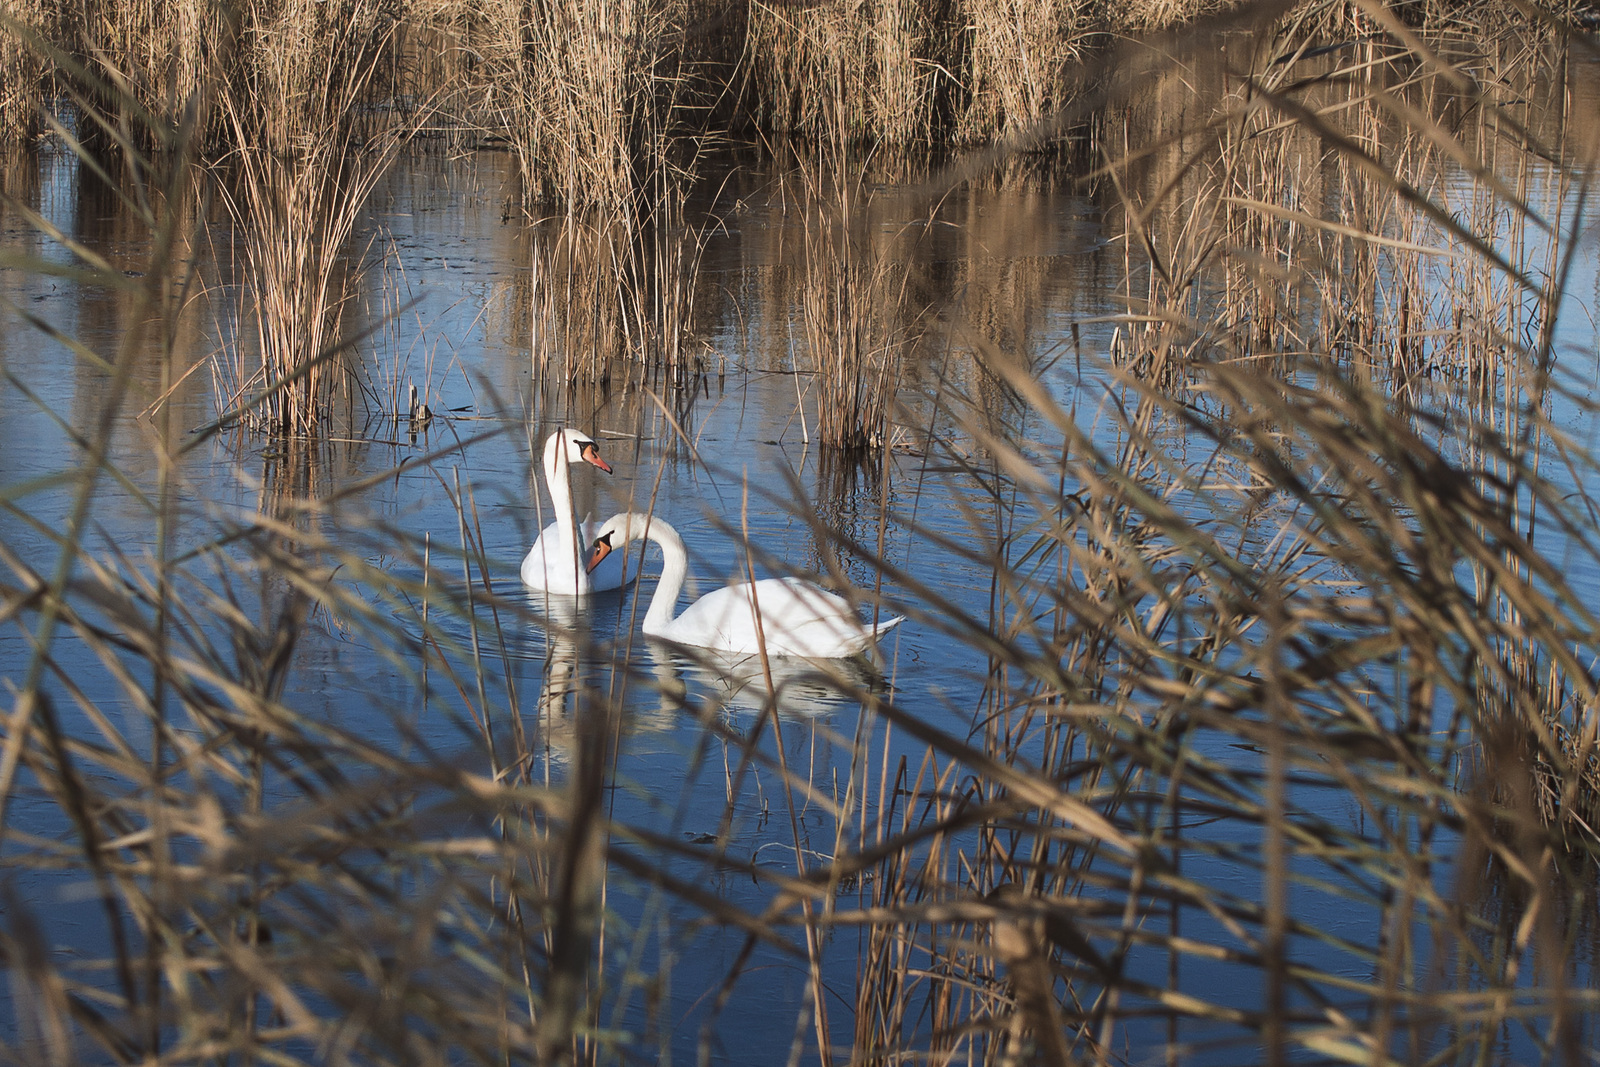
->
[477, 0, 691, 213]
[498, 0, 711, 386]
[3, 0, 1589, 408]
[6, 0, 1591, 157]
[741, 0, 945, 147]
[528, 192, 713, 387]
[20, 0, 1583, 195]
[81, 0, 209, 145]
[209, 0, 411, 436]
[958, 0, 1098, 143]
[529, 216, 640, 383]
[5, 2, 1600, 1066]
[798, 145, 920, 450]
[0, 5, 52, 142]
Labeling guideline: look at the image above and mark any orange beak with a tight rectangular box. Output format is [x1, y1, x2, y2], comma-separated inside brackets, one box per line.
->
[580, 443, 613, 475]
[585, 535, 614, 574]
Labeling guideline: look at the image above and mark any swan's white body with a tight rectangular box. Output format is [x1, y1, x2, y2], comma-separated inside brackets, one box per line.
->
[520, 429, 627, 595]
[586, 513, 902, 658]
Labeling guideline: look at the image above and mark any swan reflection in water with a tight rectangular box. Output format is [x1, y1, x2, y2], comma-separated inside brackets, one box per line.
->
[520, 591, 890, 775]
[520, 591, 686, 765]
[641, 639, 890, 722]
[520, 591, 622, 769]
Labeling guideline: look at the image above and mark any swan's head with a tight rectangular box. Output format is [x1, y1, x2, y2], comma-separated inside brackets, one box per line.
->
[585, 512, 634, 574]
[584, 512, 662, 573]
[585, 529, 618, 574]
[545, 427, 613, 474]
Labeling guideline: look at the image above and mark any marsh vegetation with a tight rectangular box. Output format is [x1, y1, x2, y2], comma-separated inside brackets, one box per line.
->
[3, 0, 1600, 1063]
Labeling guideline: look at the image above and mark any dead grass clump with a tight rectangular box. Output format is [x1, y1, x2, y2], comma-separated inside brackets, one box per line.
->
[0, 4, 54, 142]
[741, 0, 1104, 146]
[479, 0, 691, 213]
[799, 151, 920, 449]
[211, 0, 409, 436]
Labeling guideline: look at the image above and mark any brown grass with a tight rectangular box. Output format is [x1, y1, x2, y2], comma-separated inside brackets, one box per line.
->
[209, 0, 410, 436]
[798, 144, 922, 449]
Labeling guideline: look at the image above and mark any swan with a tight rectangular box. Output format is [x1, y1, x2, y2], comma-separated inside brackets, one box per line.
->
[520, 428, 628, 595]
[584, 512, 903, 658]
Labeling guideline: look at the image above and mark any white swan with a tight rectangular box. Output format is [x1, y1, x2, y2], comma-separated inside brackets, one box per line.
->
[520, 428, 627, 595]
[585, 512, 903, 658]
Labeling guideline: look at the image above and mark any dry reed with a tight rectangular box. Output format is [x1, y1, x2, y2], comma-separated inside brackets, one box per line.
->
[528, 144, 715, 387]
[797, 143, 921, 450]
[210, 0, 410, 436]
[0, 5, 53, 142]
[478, 0, 691, 213]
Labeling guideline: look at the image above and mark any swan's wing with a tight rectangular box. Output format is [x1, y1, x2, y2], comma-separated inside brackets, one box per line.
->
[755, 577, 857, 627]
[754, 579, 903, 656]
[763, 609, 898, 657]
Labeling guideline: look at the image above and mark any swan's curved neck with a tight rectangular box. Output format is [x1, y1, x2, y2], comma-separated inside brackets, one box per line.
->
[635, 517, 688, 636]
[543, 435, 577, 554]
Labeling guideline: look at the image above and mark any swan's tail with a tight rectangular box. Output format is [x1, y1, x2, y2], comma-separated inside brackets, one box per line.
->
[867, 614, 905, 639]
